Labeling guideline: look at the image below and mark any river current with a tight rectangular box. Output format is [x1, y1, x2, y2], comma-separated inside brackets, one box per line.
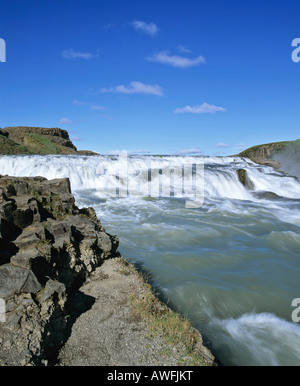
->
[1, 154, 300, 366]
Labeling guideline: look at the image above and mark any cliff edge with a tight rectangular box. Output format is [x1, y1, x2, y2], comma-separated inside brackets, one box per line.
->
[0, 175, 216, 366]
[0, 175, 118, 365]
[237, 139, 300, 179]
[0, 126, 99, 156]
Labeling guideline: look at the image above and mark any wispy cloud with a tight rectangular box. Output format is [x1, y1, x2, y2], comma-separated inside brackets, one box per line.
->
[130, 149, 151, 155]
[174, 103, 226, 114]
[73, 99, 88, 106]
[71, 136, 84, 141]
[106, 149, 152, 155]
[177, 45, 192, 54]
[90, 104, 106, 111]
[175, 147, 203, 155]
[100, 81, 163, 96]
[146, 50, 205, 68]
[62, 49, 98, 60]
[216, 142, 230, 148]
[58, 118, 73, 124]
[234, 143, 248, 152]
[73, 99, 108, 115]
[131, 21, 158, 37]
[101, 22, 117, 30]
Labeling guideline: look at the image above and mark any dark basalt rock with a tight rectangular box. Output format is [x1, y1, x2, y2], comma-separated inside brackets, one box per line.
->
[253, 191, 282, 200]
[0, 175, 119, 366]
[236, 169, 254, 190]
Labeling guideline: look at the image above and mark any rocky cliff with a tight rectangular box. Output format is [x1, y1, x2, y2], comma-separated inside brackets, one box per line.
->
[0, 175, 118, 365]
[237, 139, 300, 179]
[0, 127, 99, 156]
[237, 140, 300, 179]
[0, 175, 216, 366]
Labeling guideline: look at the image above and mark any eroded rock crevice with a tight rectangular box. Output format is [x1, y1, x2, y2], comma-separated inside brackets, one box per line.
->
[0, 175, 119, 365]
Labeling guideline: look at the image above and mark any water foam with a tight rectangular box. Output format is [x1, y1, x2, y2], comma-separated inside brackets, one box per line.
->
[0, 154, 299, 201]
[210, 312, 300, 366]
[1, 154, 300, 366]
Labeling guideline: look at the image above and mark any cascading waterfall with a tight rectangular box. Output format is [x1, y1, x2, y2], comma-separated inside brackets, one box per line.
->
[1, 154, 300, 366]
[1, 154, 299, 200]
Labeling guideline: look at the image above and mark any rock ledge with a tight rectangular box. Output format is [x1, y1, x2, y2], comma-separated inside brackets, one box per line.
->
[0, 175, 118, 365]
[0, 175, 216, 366]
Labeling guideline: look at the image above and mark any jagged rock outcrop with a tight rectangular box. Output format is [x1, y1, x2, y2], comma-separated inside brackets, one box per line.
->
[0, 175, 119, 365]
[0, 127, 99, 156]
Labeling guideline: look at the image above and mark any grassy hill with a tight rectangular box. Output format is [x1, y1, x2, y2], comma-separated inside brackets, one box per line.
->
[237, 139, 300, 179]
[0, 131, 34, 155]
[0, 127, 99, 156]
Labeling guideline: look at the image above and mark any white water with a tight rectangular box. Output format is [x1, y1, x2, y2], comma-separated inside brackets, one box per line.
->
[1, 154, 300, 366]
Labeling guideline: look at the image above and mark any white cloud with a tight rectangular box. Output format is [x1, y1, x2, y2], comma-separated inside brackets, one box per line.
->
[174, 103, 226, 114]
[146, 50, 205, 68]
[100, 81, 163, 96]
[131, 149, 151, 154]
[175, 147, 203, 155]
[106, 149, 151, 155]
[177, 45, 192, 54]
[131, 21, 158, 37]
[73, 100, 106, 111]
[71, 136, 84, 141]
[62, 49, 96, 60]
[216, 142, 230, 148]
[73, 99, 88, 106]
[90, 105, 106, 110]
[58, 118, 73, 124]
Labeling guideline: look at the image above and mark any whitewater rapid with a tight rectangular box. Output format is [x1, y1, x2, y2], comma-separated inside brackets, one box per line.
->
[1, 154, 300, 366]
[0, 154, 299, 199]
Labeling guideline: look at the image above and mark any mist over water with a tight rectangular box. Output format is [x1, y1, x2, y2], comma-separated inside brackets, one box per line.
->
[1, 154, 300, 366]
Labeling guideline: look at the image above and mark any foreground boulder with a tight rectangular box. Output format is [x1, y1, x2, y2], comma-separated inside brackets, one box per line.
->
[236, 169, 254, 190]
[0, 175, 119, 365]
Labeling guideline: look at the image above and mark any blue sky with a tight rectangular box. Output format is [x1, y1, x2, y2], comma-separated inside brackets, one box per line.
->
[0, 0, 300, 155]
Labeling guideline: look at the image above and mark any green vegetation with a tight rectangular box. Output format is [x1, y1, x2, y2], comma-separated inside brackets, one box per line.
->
[238, 140, 292, 158]
[0, 127, 92, 155]
[0, 134, 33, 155]
[50, 194, 67, 219]
[130, 292, 208, 365]
[235, 139, 300, 168]
[116, 258, 212, 366]
[25, 133, 59, 154]
[30, 189, 42, 200]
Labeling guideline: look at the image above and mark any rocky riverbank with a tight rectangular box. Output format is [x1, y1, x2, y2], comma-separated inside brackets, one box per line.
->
[58, 257, 215, 366]
[0, 174, 216, 366]
[0, 174, 118, 365]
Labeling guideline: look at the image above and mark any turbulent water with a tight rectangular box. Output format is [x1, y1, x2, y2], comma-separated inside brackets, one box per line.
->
[1, 154, 300, 366]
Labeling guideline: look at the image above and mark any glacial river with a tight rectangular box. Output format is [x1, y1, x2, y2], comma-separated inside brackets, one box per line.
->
[1, 154, 300, 366]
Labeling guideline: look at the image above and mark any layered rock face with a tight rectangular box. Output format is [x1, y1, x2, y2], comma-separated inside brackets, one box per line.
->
[2, 126, 78, 155]
[237, 139, 300, 179]
[0, 127, 99, 155]
[0, 175, 119, 365]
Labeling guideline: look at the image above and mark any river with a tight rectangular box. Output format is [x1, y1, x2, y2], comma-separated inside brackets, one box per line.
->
[1, 154, 300, 366]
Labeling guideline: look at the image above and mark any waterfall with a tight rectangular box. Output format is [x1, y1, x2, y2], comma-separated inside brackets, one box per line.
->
[0, 154, 299, 201]
[1, 153, 300, 366]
